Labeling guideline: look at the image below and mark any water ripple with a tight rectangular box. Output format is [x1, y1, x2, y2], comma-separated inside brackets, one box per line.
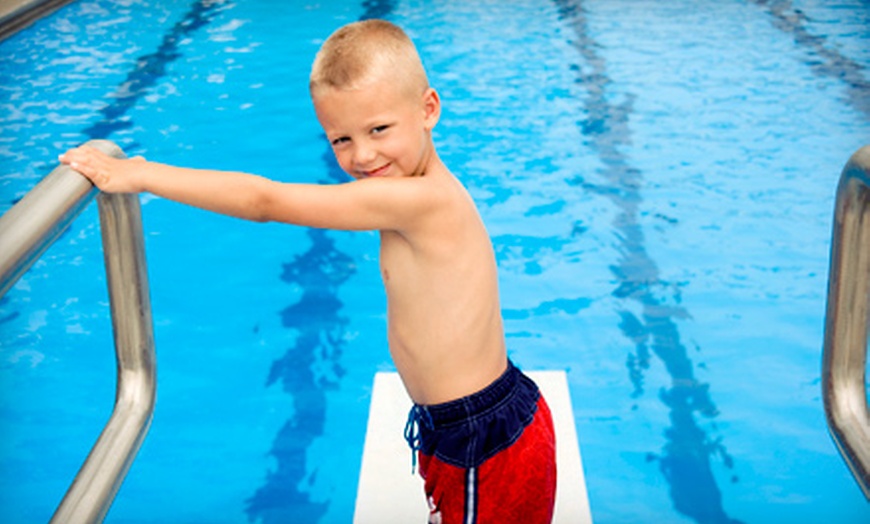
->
[553, 1, 741, 522]
[749, 0, 870, 120]
[81, 0, 228, 141]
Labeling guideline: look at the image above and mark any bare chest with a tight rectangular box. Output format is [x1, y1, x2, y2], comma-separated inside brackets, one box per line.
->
[378, 230, 409, 285]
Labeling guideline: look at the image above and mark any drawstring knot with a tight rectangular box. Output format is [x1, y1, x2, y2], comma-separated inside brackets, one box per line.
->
[404, 405, 433, 474]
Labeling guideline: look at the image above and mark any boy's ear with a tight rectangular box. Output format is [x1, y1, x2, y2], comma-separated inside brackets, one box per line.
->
[422, 87, 441, 130]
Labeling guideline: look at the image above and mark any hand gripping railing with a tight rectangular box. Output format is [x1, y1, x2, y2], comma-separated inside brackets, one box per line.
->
[0, 139, 156, 523]
[823, 145, 870, 499]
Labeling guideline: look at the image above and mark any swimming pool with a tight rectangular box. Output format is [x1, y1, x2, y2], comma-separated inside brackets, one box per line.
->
[1, 0, 869, 522]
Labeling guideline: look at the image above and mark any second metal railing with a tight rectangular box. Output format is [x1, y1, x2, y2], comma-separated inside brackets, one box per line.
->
[823, 144, 870, 499]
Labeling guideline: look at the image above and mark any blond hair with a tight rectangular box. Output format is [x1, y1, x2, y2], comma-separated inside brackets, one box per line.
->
[309, 19, 429, 97]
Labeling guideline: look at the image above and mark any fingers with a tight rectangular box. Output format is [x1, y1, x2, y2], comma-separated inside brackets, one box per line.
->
[59, 146, 109, 186]
[59, 145, 92, 172]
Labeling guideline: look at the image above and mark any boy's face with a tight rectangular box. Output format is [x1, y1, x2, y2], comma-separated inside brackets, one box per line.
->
[312, 78, 440, 180]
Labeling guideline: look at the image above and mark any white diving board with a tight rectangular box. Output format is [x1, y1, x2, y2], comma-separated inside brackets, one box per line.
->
[354, 371, 593, 523]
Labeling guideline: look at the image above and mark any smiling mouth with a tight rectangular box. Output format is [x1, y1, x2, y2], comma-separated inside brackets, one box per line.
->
[362, 163, 391, 177]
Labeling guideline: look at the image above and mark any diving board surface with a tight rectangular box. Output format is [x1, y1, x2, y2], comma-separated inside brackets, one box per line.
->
[354, 371, 592, 523]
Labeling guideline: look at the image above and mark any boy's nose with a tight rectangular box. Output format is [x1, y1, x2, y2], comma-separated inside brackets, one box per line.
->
[353, 141, 377, 167]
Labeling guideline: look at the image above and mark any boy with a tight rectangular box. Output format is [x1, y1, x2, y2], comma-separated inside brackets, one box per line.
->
[61, 19, 556, 523]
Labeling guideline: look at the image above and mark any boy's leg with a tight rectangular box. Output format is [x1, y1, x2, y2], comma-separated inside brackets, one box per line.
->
[419, 396, 557, 524]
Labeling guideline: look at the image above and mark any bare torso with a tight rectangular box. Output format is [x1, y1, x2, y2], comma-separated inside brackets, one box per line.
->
[379, 166, 507, 405]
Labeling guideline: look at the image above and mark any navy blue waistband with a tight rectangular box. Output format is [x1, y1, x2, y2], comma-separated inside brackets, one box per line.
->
[422, 360, 522, 427]
[405, 360, 541, 469]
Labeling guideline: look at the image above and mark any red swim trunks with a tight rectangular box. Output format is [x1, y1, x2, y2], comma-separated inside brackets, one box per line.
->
[405, 361, 557, 524]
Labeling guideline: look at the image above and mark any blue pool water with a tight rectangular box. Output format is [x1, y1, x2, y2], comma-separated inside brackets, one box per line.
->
[1, 0, 869, 522]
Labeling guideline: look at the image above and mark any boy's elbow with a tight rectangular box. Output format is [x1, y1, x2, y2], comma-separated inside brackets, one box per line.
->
[246, 179, 276, 223]
[249, 211, 271, 223]
[250, 194, 274, 223]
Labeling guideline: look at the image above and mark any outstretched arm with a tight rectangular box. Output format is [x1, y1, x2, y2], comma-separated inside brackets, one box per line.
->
[60, 145, 281, 222]
[59, 145, 439, 230]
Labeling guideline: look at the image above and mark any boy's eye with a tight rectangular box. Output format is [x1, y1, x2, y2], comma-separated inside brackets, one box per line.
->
[331, 136, 350, 146]
[371, 125, 389, 134]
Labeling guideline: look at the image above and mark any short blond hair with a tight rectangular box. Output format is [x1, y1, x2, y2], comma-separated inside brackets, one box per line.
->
[309, 19, 429, 97]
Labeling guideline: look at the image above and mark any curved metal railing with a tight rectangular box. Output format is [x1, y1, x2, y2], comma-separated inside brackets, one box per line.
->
[823, 144, 870, 499]
[0, 139, 156, 523]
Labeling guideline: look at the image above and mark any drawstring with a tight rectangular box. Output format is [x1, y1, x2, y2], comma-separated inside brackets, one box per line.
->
[404, 405, 434, 474]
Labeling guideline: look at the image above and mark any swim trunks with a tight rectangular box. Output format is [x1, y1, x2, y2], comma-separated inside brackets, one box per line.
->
[405, 361, 556, 524]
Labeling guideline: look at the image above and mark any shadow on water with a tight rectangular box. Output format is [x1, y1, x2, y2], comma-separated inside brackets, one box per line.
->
[552, 1, 743, 522]
[246, 2, 396, 522]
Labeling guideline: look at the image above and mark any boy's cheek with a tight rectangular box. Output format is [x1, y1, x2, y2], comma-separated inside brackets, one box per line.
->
[337, 161, 357, 180]
[334, 155, 354, 178]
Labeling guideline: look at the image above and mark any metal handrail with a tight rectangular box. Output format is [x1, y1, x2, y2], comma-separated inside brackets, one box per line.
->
[0, 139, 156, 523]
[823, 144, 870, 499]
